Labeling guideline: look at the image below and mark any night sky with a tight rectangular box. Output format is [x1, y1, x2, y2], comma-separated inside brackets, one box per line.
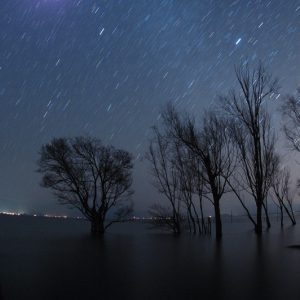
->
[0, 0, 299, 216]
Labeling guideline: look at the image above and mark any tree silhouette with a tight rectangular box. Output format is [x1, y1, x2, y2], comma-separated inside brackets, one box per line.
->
[271, 167, 296, 226]
[281, 88, 300, 151]
[221, 62, 279, 234]
[173, 144, 201, 234]
[147, 127, 182, 234]
[161, 105, 234, 239]
[37, 136, 134, 235]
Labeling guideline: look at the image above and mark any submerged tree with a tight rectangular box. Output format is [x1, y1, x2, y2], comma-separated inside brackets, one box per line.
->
[162, 106, 235, 239]
[221, 62, 279, 234]
[173, 144, 201, 234]
[147, 124, 210, 235]
[271, 167, 296, 226]
[191, 156, 207, 234]
[147, 128, 182, 234]
[37, 136, 134, 235]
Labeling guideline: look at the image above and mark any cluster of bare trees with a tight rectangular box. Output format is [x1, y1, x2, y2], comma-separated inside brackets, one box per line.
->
[147, 125, 213, 235]
[36, 63, 300, 240]
[148, 62, 299, 238]
[271, 168, 296, 227]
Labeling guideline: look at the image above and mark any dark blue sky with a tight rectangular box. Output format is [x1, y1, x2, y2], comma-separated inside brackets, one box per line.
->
[0, 0, 299, 215]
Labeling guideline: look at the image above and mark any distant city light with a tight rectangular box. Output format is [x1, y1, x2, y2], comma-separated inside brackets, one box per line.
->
[0, 211, 22, 216]
[0, 211, 83, 219]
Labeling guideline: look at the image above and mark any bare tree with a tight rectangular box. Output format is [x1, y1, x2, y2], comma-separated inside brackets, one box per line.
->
[162, 105, 235, 239]
[173, 144, 201, 234]
[221, 62, 279, 234]
[191, 157, 208, 234]
[279, 88, 300, 225]
[147, 128, 182, 234]
[37, 136, 133, 235]
[281, 88, 300, 151]
[271, 167, 296, 226]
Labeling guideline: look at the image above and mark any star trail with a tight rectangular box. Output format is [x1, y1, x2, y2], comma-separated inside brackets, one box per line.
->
[0, 0, 299, 215]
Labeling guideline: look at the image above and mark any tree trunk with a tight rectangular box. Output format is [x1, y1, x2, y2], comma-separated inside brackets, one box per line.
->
[199, 194, 206, 234]
[187, 213, 191, 233]
[174, 221, 181, 235]
[283, 202, 296, 225]
[91, 217, 105, 235]
[191, 202, 202, 234]
[188, 206, 196, 234]
[280, 205, 283, 228]
[262, 202, 271, 228]
[255, 203, 263, 235]
[214, 200, 222, 239]
[173, 212, 181, 235]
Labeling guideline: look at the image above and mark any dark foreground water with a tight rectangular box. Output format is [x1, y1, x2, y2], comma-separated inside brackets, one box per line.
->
[1, 215, 300, 300]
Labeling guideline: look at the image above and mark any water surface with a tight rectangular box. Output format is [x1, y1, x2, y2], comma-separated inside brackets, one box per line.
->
[1, 215, 300, 299]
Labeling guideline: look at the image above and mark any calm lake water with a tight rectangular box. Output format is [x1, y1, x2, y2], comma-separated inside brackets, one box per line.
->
[1, 214, 300, 300]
